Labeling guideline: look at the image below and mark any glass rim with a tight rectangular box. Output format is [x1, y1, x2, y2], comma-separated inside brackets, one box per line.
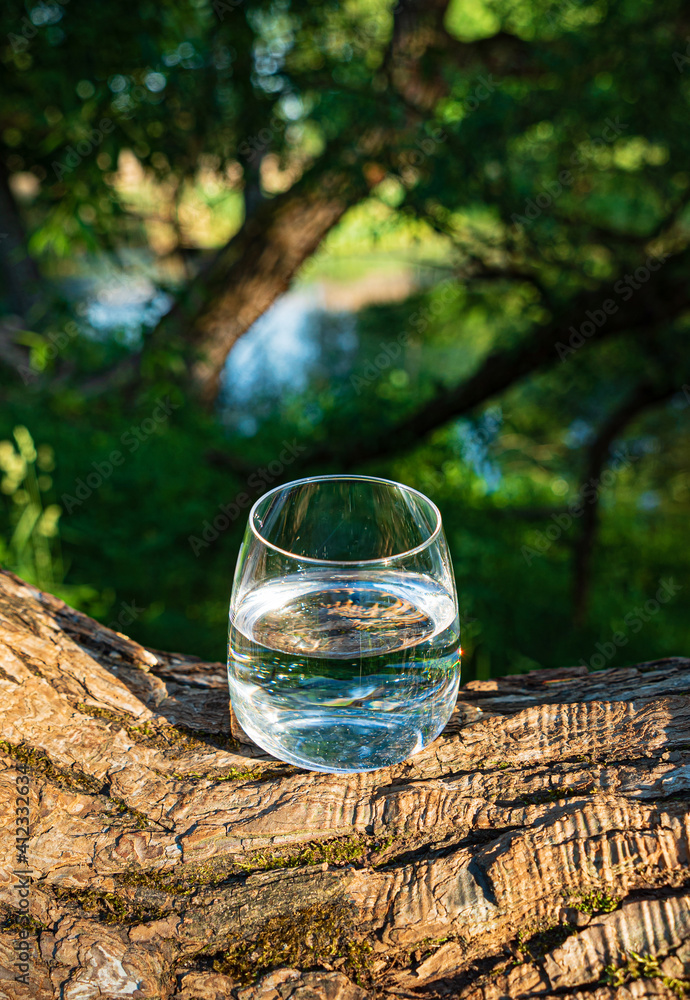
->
[248, 473, 443, 565]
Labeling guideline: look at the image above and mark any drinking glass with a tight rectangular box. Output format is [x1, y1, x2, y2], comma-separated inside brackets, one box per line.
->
[227, 474, 460, 773]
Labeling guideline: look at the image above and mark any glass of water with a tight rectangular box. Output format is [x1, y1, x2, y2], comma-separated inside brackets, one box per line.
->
[228, 475, 460, 773]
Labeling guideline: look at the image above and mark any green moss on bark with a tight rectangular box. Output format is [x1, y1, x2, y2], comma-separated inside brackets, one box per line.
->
[53, 886, 170, 925]
[0, 738, 101, 793]
[213, 900, 373, 985]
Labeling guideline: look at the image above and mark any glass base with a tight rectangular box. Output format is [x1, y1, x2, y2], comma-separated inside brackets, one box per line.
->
[231, 698, 457, 773]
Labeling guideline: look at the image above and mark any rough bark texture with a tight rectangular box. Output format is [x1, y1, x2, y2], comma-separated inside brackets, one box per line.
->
[0, 569, 689, 999]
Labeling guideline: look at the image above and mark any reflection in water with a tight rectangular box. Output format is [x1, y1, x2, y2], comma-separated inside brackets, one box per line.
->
[69, 260, 499, 486]
[453, 410, 503, 493]
[85, 277, 172, 343]
[217, 278, 500, 490]
[219, 285, 359, 436]
[64, 256, 173, 343]
[87, 276, 171, 338]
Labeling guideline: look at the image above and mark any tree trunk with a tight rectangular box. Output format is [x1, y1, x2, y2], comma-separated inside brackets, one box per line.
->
[145, 0, 503, 407]
[149, 168, 366, 405]
[0, 569, 688, 1000]
[0, 162, 42, 320]
[571, 379, 678, 626]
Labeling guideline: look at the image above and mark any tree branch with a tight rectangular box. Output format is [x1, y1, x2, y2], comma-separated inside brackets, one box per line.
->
[150, 161, 369, 405]
[572, 377, 680, 625]
[135, 0, 472, 406]
[300, 247, 690, 470]
[206, 246, 690, 482]
[551, 192, 690, 250]
[387, 0, 536, 114]
[137, 0, 546, 406]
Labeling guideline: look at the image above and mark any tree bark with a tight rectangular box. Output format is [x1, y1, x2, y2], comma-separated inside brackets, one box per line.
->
[144, 0, 452, 406]
[149, 166, 368, 405]
[142, 0, 538, 407]
[0, 571, 689, 998]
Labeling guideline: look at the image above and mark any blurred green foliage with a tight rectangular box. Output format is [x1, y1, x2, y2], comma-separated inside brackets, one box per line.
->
[0, 0, 688, 676]
[0, 425, 61, 589]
